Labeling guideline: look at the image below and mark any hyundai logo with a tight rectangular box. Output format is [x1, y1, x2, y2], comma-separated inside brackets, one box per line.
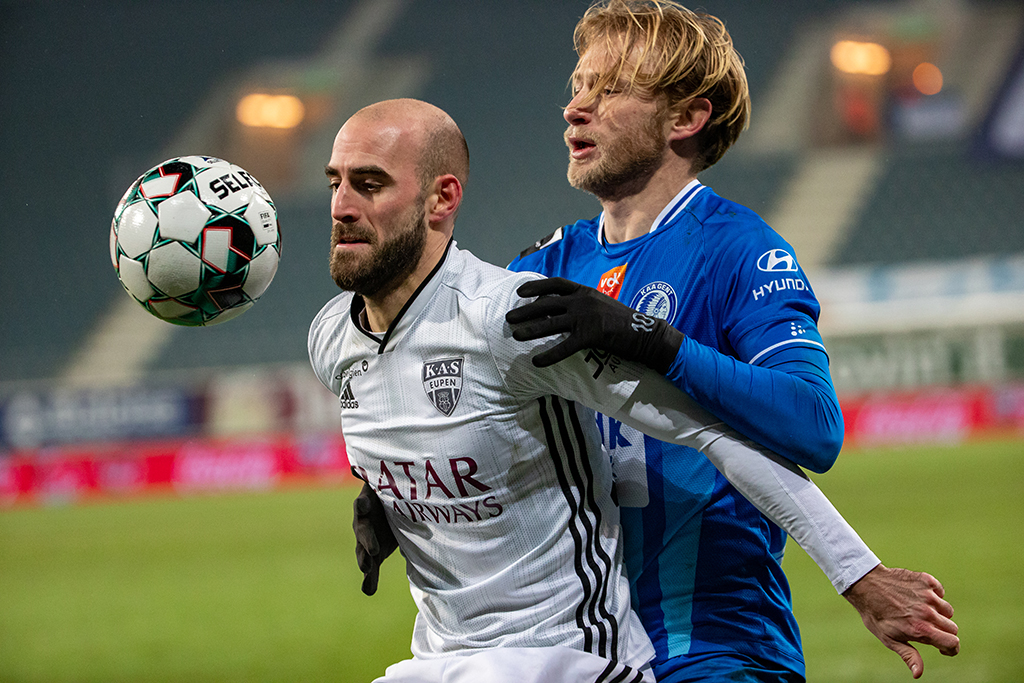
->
[757, 249, 798, 272]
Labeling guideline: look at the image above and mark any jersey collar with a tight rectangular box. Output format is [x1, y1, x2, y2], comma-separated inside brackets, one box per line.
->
[597, 179, 705, 247]
[350, 237, 456, 353]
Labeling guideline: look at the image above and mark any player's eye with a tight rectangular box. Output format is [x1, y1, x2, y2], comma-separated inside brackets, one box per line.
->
[603, 81, 626, 97]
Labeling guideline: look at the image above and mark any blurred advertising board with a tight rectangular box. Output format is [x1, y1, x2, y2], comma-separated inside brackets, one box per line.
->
[841, 384, 1024, 447]
[0, 433, 350, 506]
[0, 365, 342, 449]
[0, 386, 205, 450]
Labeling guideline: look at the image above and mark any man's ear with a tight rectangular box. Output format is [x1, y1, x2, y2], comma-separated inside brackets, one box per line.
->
[668, 97, 712, 142]
[427, 174, 463, 223]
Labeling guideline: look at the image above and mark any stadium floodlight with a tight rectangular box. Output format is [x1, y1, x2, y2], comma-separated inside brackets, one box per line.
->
[912, 62, 943, 95]
[235, 93, 306, 129]
[831, 40, 891, 76]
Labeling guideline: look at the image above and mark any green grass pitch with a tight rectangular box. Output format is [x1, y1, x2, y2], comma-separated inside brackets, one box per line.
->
[1, 439, 1021, 682]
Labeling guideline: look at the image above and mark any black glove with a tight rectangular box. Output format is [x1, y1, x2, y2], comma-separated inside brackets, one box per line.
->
[353, 480, 398, 596]
[506, 277, 683, 374]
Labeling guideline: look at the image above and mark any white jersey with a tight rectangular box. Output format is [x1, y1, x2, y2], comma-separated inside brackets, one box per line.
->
[308, 241, 876, 668]
[309, 243, 653, 667]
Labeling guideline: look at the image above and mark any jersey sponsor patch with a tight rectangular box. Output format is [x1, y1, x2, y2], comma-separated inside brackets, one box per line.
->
[750, 276, 809, 301]
[628, 281, 677, 321]
[583, 349, 623, 380]
[339, 381, 359, 409]
[335, 359, 368, 382]
[751, 251, 808, 302]
[756, 248, 799, 273]
[422, 357, 464, 416]
[598, 264, 628, 299]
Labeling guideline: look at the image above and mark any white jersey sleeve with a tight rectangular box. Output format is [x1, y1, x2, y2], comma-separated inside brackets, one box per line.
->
[491, 280, 878, 593]
[617, 374, 879, 593]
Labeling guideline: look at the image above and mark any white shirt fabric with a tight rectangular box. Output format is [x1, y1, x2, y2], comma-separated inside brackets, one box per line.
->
[308, 241, 877, 668]
[377, 645, 654, 683]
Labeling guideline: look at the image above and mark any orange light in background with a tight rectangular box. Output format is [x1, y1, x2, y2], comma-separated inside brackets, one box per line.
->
[831, 40, 892, 76]
[912, 62, 943, 95]
[236, 94, 306, 129]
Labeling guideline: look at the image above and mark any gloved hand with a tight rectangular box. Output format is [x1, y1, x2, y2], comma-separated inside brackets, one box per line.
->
[353, 480, 398, 596]
[506, 277, 683, 373]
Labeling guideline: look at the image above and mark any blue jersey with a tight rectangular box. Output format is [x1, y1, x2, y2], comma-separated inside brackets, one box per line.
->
[508, 181, 832, 679]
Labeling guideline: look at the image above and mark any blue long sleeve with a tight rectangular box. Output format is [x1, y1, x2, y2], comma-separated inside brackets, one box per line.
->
[663, 334, 844, 473]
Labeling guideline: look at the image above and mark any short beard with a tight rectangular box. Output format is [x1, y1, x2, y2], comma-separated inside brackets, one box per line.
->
[330, 207, 427, 298]
[567, 117, 665, 201]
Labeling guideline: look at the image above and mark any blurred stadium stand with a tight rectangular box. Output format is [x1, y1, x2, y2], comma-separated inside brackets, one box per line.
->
[2, 0, 1024, 437]
[0, 0, 844, 386]
[833, 146, 1024, 264]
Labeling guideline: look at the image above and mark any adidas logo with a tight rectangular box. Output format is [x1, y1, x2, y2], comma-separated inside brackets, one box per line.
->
[339, 382, 359, 409]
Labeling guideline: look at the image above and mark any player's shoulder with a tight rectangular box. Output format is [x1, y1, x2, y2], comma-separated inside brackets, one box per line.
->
[443, 243, 543, 306]
[515, 225, 566, 260]
[691, 186, 798, 265]
[308, 291, 354, 353]
[307, 291, 355, 391]
[310, 290, 353, 330]
[693, 187, 776, 240]
[510, 217, 599, 269]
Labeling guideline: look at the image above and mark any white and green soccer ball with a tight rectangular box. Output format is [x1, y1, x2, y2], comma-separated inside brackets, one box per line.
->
[110, 156, 282, 326]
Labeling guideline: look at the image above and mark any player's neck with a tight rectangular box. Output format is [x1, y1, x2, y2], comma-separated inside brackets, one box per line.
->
[362, 235, 450, 333]
[362, 288, 413, 334]
[600, 164, 698, 245]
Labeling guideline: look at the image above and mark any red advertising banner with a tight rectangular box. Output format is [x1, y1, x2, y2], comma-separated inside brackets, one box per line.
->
[0, 433, 351, 506]
[841, 384, 1024, 447]
[4, 382, 1023, 507]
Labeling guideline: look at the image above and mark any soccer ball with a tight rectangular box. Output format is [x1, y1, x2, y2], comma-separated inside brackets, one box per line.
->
[110, 156, 282, 326]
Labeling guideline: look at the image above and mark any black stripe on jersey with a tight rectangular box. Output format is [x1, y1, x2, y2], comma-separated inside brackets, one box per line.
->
[553, 398, 618, 657]
[595, 661, 645, 683]
[537, 395, 619, 660]
[538, 396, 597, 653]
[563, 400, 619, 654]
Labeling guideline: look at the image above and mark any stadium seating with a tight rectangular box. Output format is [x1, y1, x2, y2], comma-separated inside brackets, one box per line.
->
[3, 0, 1021, 386]
[832, 144, 1024, 265]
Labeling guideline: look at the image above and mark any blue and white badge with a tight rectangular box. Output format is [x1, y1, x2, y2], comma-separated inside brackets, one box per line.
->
[629, 281, 677, 321]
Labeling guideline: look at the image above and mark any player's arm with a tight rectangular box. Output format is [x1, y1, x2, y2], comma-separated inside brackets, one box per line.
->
[667, 322, 843, 473]
[506, 277, 841, 472]
[610, 368, 876, 592]
[502, 279, 959, 671]
[308, 297, 399, 597]
[612, 371, 960, 673]
[503, 277, 868, 589]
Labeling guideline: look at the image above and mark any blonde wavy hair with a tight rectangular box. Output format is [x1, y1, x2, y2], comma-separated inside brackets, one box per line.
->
[572, 0, 750, 171]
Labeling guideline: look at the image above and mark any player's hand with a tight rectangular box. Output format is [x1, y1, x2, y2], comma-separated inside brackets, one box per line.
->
[506, 277, 683, 374]
[843, 564, 960, 678]
[353, 481, 398, 596]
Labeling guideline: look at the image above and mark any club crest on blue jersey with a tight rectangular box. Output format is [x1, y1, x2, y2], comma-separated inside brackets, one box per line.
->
[628, 281, 677, 321]
[422, 358, 464, 416]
